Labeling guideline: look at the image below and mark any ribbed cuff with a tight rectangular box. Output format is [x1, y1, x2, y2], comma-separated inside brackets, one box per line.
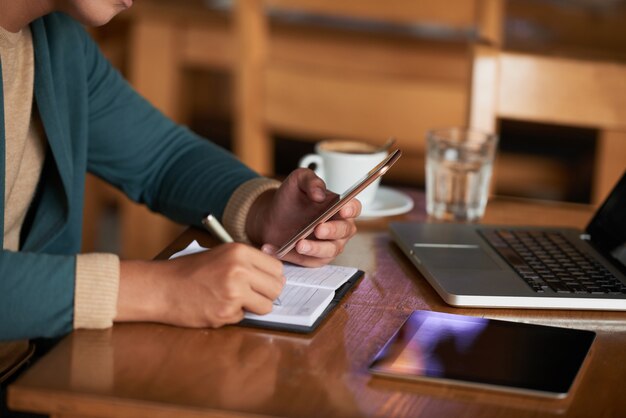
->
[74, 253, 120, 329]
[222, 177, 281, 244]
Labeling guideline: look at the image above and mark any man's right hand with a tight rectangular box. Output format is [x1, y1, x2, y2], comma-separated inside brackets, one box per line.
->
[115, 243, 285, 328]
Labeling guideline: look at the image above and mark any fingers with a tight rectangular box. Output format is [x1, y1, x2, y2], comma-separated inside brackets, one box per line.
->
[212, 306, 246, 326]
[279, 208, 358, 266]
[195, 244, 284, 324]
[223, 243, 284, 302]
[338, 199, 362, 219]
[313, 219, 357, 241]
[245, 244, 284, 273]
[292, 168, 327, 202]
[296, 238, 348, 260]
[280, 248, 334, 268]
[242, 288, 276, 316]
[248, 268, 285, 302]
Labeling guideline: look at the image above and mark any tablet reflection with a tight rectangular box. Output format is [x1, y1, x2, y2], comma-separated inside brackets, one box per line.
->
[373, 312, 487, 377]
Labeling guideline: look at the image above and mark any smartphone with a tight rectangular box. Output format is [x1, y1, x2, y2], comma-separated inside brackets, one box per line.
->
[275, 148, 402, 258]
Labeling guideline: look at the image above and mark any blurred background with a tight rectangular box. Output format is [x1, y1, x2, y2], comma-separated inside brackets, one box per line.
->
[83, 0, 626, 259]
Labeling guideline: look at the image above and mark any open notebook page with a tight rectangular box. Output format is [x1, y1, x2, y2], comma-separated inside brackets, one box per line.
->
[245, 264, 357, 326]
[244, 284, 334, 327]
[283, 263, 358, 289]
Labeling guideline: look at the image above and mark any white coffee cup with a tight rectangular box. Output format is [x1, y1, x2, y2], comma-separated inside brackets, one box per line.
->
[299, 140, 388, 207]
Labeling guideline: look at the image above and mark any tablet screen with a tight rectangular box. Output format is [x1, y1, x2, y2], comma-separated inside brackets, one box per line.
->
[369, 311, 595, 398]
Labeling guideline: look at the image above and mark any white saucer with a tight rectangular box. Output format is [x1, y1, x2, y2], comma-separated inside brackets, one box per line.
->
[359, 187, 414, 218]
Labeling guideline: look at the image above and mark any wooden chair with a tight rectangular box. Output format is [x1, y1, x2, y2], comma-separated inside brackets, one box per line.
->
[234, 0, 504, 183]
[469, 45, 626, 204]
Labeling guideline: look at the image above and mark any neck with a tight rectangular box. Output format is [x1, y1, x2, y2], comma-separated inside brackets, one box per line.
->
[0, 0, 54, 33]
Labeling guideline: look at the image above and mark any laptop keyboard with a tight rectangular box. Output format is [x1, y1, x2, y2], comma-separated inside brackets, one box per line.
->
[480, 229, 626, 295]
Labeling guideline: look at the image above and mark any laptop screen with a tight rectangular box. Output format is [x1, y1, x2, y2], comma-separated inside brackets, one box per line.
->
[586, 170, 626, 273]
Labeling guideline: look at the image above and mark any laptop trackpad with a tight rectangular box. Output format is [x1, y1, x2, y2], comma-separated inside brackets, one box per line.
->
[413, 247, 503, 271]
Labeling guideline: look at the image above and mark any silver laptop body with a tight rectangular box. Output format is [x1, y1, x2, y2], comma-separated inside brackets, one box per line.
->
[390, 171, 626, 311]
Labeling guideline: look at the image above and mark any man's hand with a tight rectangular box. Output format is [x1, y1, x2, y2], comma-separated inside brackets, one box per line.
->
[116, 244, 285, 328]
[246, 168, 361, 267]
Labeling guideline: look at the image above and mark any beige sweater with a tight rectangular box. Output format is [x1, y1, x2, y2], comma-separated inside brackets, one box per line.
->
[0, 25, 279, 332]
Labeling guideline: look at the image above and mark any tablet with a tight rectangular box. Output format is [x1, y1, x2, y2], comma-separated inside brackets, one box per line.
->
[369, 310, 595, 398]
[275, 148, 401, 258]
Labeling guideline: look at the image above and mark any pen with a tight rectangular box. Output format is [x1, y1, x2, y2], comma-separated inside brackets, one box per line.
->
[202, 214, 234, 243]
[201, 214, 282, 306]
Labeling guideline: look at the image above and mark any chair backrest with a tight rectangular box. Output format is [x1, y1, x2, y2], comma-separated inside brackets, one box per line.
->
[469, 45, 626, 203]
[264, 0, 501, 39]
[233, 0, 503, 178]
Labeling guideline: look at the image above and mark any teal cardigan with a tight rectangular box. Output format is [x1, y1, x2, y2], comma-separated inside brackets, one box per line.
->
[0, 13, 259, 340]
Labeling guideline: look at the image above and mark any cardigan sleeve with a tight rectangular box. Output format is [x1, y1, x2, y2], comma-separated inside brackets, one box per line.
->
[81, 27, 260, 226]
[0, 250, 75, 340]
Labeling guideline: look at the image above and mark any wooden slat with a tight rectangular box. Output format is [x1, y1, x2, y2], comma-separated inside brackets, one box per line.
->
[264, 67, 469, 154]
[266, 0, 479, 28]
[234, 0, 273, 175]
[468, 45, 498, 133]
[270, 25, 471, 81]
[181, 20, 233, 70]
[498, 53, 626, 129]
[476, 0, 504, 45]
[127, 0, 227, 25]
[128, 17, 182, 120]
[179, 20, 472, 81]
[506, 0, 626, 61]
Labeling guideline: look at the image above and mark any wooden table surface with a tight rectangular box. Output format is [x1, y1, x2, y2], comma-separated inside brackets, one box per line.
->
[8, 191, 626, 418]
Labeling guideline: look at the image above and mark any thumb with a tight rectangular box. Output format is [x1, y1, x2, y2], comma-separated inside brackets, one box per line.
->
[261, 244, 278, 256]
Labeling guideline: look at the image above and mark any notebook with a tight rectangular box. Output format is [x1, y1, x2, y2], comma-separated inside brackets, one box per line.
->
[170, 242, 363, 332]
[369, 310, 595, 398]
[389, 170, 626, 310]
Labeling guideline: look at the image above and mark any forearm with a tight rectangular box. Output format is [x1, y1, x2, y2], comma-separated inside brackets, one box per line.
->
[116, 260, 170, 323]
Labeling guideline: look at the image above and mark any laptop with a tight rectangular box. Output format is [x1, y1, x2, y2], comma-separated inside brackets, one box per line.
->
[390, 170, 626, 310]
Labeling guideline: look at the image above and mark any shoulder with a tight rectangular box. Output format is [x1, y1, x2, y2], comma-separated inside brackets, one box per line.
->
[30, 12, 104, 82]
[31, 12, 92, 52]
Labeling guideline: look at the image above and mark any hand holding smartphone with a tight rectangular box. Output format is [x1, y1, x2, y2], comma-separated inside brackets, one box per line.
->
[275, 149, 402, 258]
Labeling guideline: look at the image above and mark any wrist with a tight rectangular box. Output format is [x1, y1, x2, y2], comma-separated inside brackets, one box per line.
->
[116, 260, 171, 323]
[245, 189, 276, 246]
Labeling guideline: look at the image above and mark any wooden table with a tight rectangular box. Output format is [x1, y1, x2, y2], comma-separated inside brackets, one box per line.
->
[8, 192, 626, 417]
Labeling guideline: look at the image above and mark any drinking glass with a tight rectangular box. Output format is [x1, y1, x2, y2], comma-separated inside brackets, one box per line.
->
[426, 128, 498, 221]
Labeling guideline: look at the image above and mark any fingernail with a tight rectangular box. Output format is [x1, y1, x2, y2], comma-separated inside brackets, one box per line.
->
[299, 241, 311, 254]
[262, 244, 275, 255]
[313, 188, 326, 201]
[317, 225, 328, 238]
